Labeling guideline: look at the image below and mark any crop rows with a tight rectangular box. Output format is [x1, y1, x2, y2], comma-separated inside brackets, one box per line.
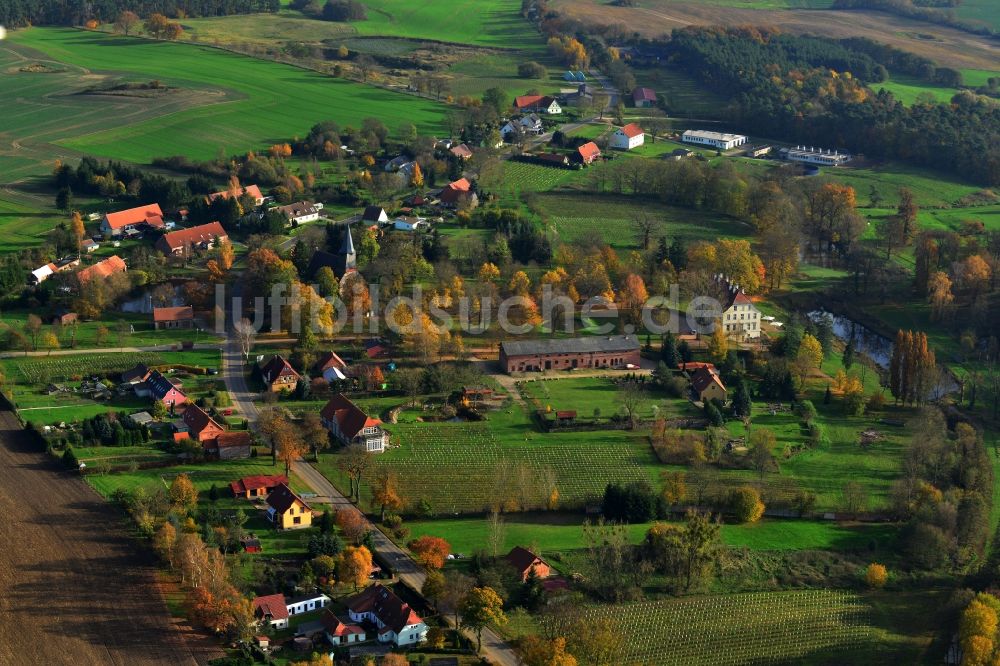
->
[586, 590, 873, 665]
[13, 352, 164, 383]
[380, 422, 647, 512]
[499, 161, 579, 195]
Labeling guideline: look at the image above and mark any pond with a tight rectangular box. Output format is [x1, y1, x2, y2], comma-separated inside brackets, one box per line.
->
[120, 284, 184, 314]
[808, 310, 893, 369]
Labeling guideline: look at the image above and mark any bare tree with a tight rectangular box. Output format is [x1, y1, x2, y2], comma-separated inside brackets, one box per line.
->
[355, 54, 376, 83]
[338, 444, 374, 503]
[234, 317, 257, 362]
[617, 380, 645, 429]
[633, 213, 658, 250]
[486, 509, 507, 559]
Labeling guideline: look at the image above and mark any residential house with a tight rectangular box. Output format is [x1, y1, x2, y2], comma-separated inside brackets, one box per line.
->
[717, 276, 761, 340]
[76, 255, 126, 285]
[266, 483, 313, 530]
[502, 115, 543, 139]
[155, 222, 228, 257]
[30, 257, 80, 285]
[439, 178, 477, 208]
[50, 311, 77, 326]
[682, 130, 748, 151]
[230, 474, 289, 499]
[259, 355, 302, 393]
[347, 584, 427, 647]
[152, 306, 194, 330]
[513, 95, 561, 114]
[206, 184, 264, 207]
[322, 610, 366, 647]
[313, 351, 349, 383]
[449, 143, 473, 160]
[505, 546, 552, 581]
[206, 432, 252, 460]
[361, 206, 389, 224]
[253, 594, 290, 630]
[128, 411, 153, 426]
[320, 393, 388, 453]
[610, 123, 645, 151]
[277, 201, 321, 226]
[690, 366, 727, 403]
[81, 239, 99, 253]
[393, 216, 427, 232]
[499, 335, 640, 374]
[668, 148, 694, 161]
[384, 155, 414, 173]
[536, 153, 569, 167]
[100, 203, 164, 236]
[182, 404, 226, 443]
[121, 364, 152, 384]
[633, 87, 657, 107]
[287, 593, 331, 616]
[135, 370, 187, 408]
[575, 141, 601, 165]
[242, 536, 262, 554]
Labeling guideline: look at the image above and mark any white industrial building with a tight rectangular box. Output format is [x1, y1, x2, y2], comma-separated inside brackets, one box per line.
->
[682, 130, 748, 150]
[779, 146, 851, 166]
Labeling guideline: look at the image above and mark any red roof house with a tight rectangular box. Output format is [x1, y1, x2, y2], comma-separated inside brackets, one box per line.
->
[347, 584, 427, 646]
[182, 404, 226, 443]
[209, 431, 253, 460]
[76, 255, 127, 285]
[322, 609, 367, 646]
[252, 593, 289, 629]
[136, 370, 186, 408]
[632, 87, 657, 107]
[230, 474, 289, 499]
[100, 204, 164, 236]
[152, 306, 194, 329]
[155, 222, 228, 256]
[439, 177, 477, 206]
[259, 355, 302, 393]
[206, 184, 264, 206]
[576, 141, 601, 165]
[690, 366, 727, 403]
[320, 394, 387, 453]
[505, 546, 552, 581]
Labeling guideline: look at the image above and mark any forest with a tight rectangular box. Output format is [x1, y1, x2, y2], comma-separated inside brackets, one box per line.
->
[0, 0, 278, 27]
[665, 27, 1000, 186]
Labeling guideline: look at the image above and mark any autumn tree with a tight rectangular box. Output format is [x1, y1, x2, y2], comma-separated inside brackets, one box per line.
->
[888, 330, 936, 405]
[644, 510, 721, 591]
[154, 521, 177, 568]
[408, 535, 451, 569]
[337, 545, 373, 590]
[618, 273, 648, 327]
[616, 380, 645, 430]
[144, 13, 169, 37]
[336, 508, 368, 545]
[731, 485, 764, 523]
[896, 187, 918, 239]
[337, 443, 373, 502]
[299, 411, 331, 462]
[274, 419, 307, 477]
[422, 570, 446, 608]
[864, 562, 887, 588]
[169, 473, 199, 513]
[441, 571, 475, 628]
[372, 468, 403, 521]
[706, 322, 728, 364]
[748, 428, 777, 480]
[520, 635, 579, 666]
[410, 162, 424, 189]
[792, 333, 823, 390]
[927, 271, 954, 321]
[461, 586, 507, 652]
[114, 10, 139, 35]
[233, 317, 257, 362]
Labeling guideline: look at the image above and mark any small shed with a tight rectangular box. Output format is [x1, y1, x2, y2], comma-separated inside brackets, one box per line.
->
[556, 410, 576, 424]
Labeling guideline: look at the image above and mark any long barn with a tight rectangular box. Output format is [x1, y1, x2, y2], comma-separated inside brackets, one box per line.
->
[499, 335, 641, 374]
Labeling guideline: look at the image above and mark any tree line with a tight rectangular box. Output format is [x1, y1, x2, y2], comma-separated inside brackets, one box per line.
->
[0, 0, 278, 27]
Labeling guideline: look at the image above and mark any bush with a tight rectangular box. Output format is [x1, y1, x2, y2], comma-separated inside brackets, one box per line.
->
[731, 485, 764, 523]
[864, 562, 887, 588]
[518, 61, 547, 79]
[62, 445, 79, 469]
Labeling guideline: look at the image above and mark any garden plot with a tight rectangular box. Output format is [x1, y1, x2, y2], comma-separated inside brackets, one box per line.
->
[10, 352, 164, 383]
[589, 590, 873, 665]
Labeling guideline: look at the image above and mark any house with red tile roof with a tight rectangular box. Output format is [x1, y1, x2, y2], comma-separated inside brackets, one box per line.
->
[576, 141, 601, 165]
[449, 143, 473, 160]
[505, 546, 552, 582]
[610, 123, 645, 151]
[439, 177, 477, 207]
[230, 474, 289, 499]
[76, 255, 127, 285]
[320, 394, 388, 453]
[182, 404, 226, 443]
[690, 366, 727, 403]
[632, 87, 657, 108]
[205, 184, 264, 207]
[207, 431, 252, 460]
[513, 95, 561, 114]
[152, 306, 194, 329]
[259, 355, 302, 393]
[347, 584, 427, 646]
[100, 204, 164, 236]
[155, 222, 228, 256]
[313, 351, 349, 383]
[322, 609, 366, 646]
[252, 593, 290, 629]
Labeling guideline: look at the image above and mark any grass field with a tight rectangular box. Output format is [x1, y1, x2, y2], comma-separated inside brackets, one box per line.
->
[955, 0, 1000, 31]
[520, 376, 699, 421]
[821, 162, 986, 209]
[5, 28, 446, 166]
[633, 66, 733, 119]
[876, 74, 960, 105]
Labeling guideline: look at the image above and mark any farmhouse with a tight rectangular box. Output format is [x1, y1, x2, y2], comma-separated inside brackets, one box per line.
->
[30, 257, 79, 284]
[513, 95, 561, 114]
[499, 335, 641, 373]
[321, 394, 388, 453]
[81, 239, 99, 253]
[76, 255, 126, 285]
[266, 483, 312, 530]
[307, 226, 357, 280]
[100, 203, 164, 236]
[277, 201, 321, 225]
[505, 546, 552, 581]
[121, 364, 152, 384]
[287, 593, 331, 617]
[362, 206, 389, 224]
[135, 370, 187, 407]
[152, 305, 194, 329]
[576, 141, 601, 165]
[682, 130, 748, 151]
[449, 143, 473, 160]
[347, 584, 427, 647]
[536, 153, 570, 167]
[439, 178, 477, 207]
[690, 366, 727, 403]
[779, 145, 851, 166]
[313, 351, 349, 382]
[205, 431, 252, 460]
[230, 474, 289, 499]
[633, 87, 657, 107]
[611, 123, 645, 151]
[259, 355, 302, 393]
[206, 184, 264, 207]
[253, 593, 289, 630]
[155, 222, 228, 256]
[182, 403, 225, 443]
[322, 610, 366, 647]
[718, 276, 761, 340]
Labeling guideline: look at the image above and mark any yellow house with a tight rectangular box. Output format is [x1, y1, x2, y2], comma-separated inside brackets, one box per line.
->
[691, 367, 727, 404]
[266, 483, 313, 530]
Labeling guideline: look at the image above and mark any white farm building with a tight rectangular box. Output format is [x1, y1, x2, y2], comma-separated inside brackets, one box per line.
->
[682, 130, 748, 151]
[779, 146, 851, 166]
[610, 123, 645, 151]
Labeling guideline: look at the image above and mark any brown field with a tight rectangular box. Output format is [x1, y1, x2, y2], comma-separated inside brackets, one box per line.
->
[553, 0, 1000, 71]
[0, 409, 222, 666]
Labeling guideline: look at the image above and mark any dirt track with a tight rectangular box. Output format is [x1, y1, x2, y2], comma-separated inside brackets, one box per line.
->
[0, 409, 221, 666]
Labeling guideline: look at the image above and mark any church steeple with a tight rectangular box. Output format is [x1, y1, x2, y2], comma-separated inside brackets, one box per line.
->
[340, 224, 356, 271]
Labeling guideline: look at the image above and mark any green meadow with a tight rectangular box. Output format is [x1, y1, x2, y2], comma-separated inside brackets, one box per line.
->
[876, 75, 959, 106]
[5, 28, 446, 165]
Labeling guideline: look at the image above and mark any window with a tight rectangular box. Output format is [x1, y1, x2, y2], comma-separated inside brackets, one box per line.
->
[293, 516, 301, 525]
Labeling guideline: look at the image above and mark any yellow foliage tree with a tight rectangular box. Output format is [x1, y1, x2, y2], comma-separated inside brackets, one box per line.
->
[864, 562, 887, 588]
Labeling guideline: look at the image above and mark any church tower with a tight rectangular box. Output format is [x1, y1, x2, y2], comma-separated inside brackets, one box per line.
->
[340, 224, 356, 271]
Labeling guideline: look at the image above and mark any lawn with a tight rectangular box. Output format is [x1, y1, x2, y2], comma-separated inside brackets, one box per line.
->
[519, 375, 698, 422]
[6, 28, 446, 166]
[820, 162, 986, 209]
[875, 74, 960, 106]
[446, 53, 565, 98]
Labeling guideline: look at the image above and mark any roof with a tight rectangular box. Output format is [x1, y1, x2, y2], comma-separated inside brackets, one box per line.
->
[362, 206, 386, 222]
[182, 403, 223, 437]
[104, 204, 163, 230]
[440, 178, 473, 204]
[450, 143, 473, 158]
[77, 255, 126, 284]
[618, 123, 644, 139]
[320, 394, 381, 439]
[153, 306, 194, 323]
[501, 335, 639, 358]
[322, 609, 365, 637]
[307, 249, 351, 280]
[129, 411, 153, 424]
[252, 593, 289, 621]
[556, 410, 576, 419]
[514, 94, 544, 109]
[347, 584, 422, 633]
[683, 129, 748, 143]
[691, 366, 726, 395]
[505, 546, 546, 575]
[215, 431, 252, 449]
[159, 222, 227, 252]
[633, 87, 656, 102]
[277, 201, 318, 219]
[314, 351, 348, 373]
[144, 370, 186, 401]
[577, 142, 601, 161]
[260, 355, 301, 385]
[266, 483, 310, 514]
[122, 364, 151, 383]
[207, 184, 263, 203]
[81, 239, 99, 248]
[230, 474, 289, 495]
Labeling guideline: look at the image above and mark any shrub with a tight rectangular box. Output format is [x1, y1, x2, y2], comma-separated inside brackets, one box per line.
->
[731, 485, 764, 523]
[62, 445, 79, 469]
[518, 61, 547, 79]
[864, 562, 887, 588]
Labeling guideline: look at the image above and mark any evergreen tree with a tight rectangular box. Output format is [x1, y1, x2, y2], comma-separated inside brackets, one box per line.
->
[732, 379, 752, 418]
[678, 340, 693, 365]
[661, 331, 679, 368]
[842, 338, 855, 370]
